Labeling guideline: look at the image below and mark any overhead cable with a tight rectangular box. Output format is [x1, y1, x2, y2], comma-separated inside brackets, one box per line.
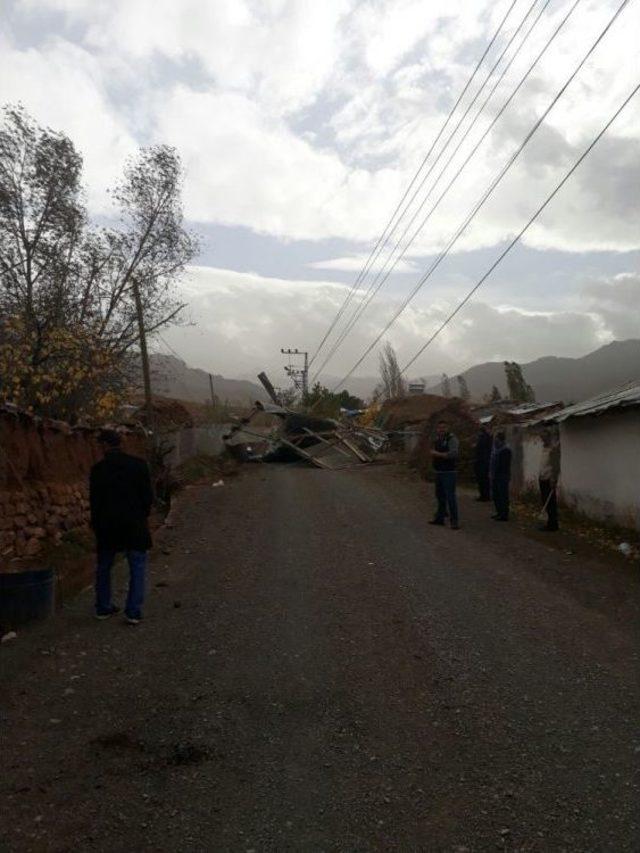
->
[400, 81, 640, 374]
[328, 0, 630, 392]
[312, 0, 554, 381]
[307, 0, 520, 368]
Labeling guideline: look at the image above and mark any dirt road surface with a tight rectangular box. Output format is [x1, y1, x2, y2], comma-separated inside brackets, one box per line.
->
[2, 464, 638, 852]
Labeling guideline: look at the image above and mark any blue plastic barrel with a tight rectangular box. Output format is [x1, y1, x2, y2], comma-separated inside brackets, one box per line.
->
[0, 568, 54, 628]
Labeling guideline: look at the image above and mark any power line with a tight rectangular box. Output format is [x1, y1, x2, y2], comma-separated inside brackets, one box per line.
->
[157, 333, 182, 360]
[328, 0, 631, 393]
[307, 0, 520, 368]
[310, 0, 525, 371]
[401, 80, 640, 374]
[316, 0, 553, 373]
[311, 0, 553, 382]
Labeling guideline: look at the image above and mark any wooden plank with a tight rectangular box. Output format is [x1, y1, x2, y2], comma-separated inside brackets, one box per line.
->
[336, 432, 371, 463]
[279, 436, 333, 469]
[302, 428, 356, 461]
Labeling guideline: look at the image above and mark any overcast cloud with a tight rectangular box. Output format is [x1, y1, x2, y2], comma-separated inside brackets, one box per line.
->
[2, 0, 638, 383]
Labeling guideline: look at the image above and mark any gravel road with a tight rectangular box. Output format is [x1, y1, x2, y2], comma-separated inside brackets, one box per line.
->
[1, 463, 638, 852]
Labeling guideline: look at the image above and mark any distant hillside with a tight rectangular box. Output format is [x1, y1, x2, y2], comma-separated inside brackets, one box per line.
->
[426, 340, 640, 403]
[149, 354, 267, 405]
[320, 373, 441, 401]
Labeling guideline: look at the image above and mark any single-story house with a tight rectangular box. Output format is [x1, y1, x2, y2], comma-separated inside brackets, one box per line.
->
[474, 402, 564, 495]
[539, 383, 640, 531]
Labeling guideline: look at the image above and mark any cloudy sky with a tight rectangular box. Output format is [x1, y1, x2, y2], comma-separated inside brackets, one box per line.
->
[2, 0, 639, 389]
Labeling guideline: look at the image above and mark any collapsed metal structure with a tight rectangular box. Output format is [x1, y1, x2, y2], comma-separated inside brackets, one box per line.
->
[223, 401, 387, 470]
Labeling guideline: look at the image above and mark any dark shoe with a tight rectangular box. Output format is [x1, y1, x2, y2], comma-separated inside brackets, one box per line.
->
[95, 606, 120, 620]
[491, 514, 500, 520]
[429, 519, 445, 526]
[125, 615, 142, 625]
[450, 523, 460, 530]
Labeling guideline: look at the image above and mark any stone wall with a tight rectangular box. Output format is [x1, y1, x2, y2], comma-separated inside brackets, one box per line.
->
[0, 408, 145, 567]
[0, 483, 90, 560]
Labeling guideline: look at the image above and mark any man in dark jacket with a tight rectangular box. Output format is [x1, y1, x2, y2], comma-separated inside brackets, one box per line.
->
[428, 420, 460, 530]
[490, 430, 512, 522]
[474, 424, 493, 501]
[90, 430, 153, 624]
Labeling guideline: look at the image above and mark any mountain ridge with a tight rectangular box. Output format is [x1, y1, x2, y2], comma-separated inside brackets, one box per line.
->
[427, 339, 640, 403]
[149, 354, 267, 405]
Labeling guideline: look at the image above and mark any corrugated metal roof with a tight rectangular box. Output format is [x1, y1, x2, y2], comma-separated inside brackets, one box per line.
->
[256, 401, 290, 416]
[541, 382, 640, 423]
[507, 401, 562, 416]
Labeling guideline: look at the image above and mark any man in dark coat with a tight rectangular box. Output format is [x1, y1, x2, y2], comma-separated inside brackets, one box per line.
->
[428, 420, 460, 530]
[490, 430, 512, 521]
[90, 430, 153, 624]
[474, 424, 493, 501]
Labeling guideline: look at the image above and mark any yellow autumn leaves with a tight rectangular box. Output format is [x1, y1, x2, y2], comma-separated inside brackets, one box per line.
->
[0, 317, 128, 422]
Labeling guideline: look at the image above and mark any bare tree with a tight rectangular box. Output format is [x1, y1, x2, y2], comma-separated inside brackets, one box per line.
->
[103, 145, 199, 430]
[456, 374, 470, 401]
[0, 105, 199, 422]
[0, 106, 85, 313]
[378, 342, 406, 400]
[0, 105, 88, 407]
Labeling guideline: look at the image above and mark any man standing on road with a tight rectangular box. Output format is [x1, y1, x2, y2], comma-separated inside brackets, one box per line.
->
[90, 429, 153, 624]
[473, 423, 493, 502]
[429, 420, 460, 530]
[490, 430, 512, 522]
[539, 429, 560, 532]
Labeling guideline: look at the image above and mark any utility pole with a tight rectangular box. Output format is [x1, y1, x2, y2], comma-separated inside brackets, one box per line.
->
[280, 348, 309, 398]
[258, 372, 281, 406]
[208, 373, 218, 410]
[131, 273, 155, 460]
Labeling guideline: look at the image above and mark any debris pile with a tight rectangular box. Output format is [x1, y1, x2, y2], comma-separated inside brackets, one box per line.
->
[224, 402, 379, 469]
[377, 394, 479, 480]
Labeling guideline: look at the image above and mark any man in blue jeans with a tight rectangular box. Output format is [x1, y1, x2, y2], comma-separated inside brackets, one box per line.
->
[89, 430, 153, 625]
[429, 420, 460, 530]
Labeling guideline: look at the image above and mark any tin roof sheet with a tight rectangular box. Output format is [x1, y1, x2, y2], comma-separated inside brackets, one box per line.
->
[541, 382, 640, 423]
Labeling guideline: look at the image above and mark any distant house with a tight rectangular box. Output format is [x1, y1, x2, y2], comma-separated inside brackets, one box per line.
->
[539, 383, 640, 531]
[408, 381, 426, 396]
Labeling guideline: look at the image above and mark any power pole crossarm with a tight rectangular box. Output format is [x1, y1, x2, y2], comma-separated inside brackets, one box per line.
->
[281, 348, 309, 399]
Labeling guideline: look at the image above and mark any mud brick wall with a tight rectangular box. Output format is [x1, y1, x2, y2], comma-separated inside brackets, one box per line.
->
[0, 409, 145, 566]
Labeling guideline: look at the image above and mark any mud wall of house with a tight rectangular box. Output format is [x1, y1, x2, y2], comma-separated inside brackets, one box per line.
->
[165, 425, 232, 469]
[0, 411, 145, 565]
[503, 426, 549, 496]
[558, 411, 640, 531]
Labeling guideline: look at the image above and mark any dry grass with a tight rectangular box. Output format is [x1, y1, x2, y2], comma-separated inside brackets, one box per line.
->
[515, 490, 639, 561]
[174, 453, 240, 486]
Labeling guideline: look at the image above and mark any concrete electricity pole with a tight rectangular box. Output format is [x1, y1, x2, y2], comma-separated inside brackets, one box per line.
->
[281, 348, 309, 398]
[208, 373, 218, 410]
